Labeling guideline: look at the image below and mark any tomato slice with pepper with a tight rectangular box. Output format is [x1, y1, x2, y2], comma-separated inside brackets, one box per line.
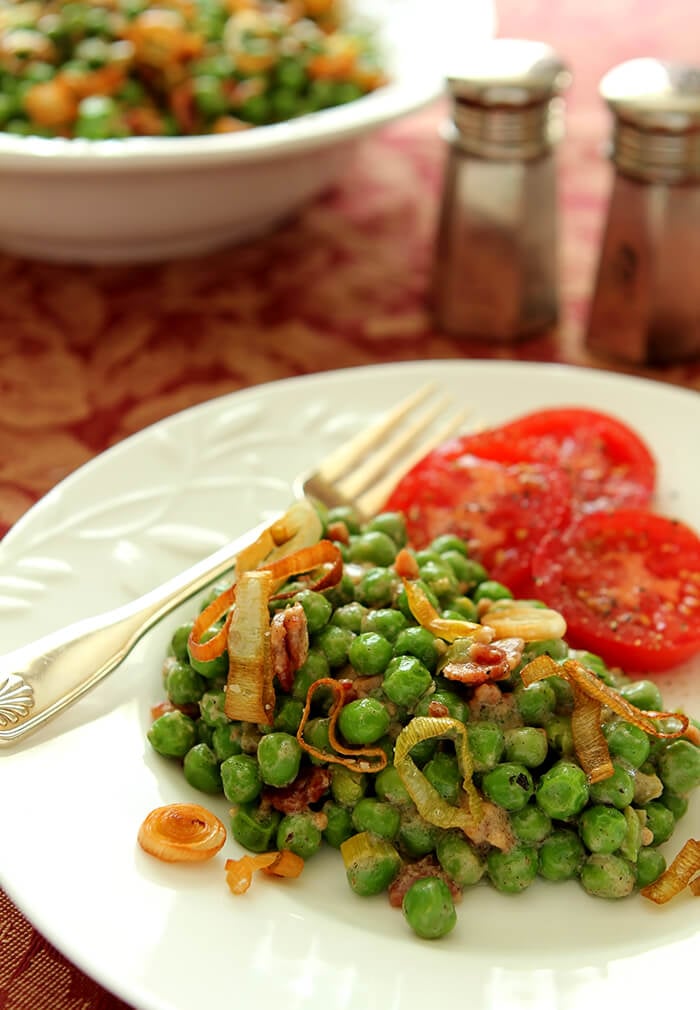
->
[384, 453, 572, 596]
[531, 509, 700, 672]
[438, 408, 657, 515]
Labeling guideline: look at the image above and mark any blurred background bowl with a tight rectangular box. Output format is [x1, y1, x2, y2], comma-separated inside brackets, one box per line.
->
[0, 0, 494, 264]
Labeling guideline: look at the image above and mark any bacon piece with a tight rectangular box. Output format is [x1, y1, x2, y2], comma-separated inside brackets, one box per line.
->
[427, 700, 450, 718]
[442, 638, 524, 687]
[326, 520, 351, 545]
[388, 855, 461, 908]
[150, 699, 199, 720]
[265, 767, 331, 814]
[270, 603, 309, 692]
[394, 548, 420, 580]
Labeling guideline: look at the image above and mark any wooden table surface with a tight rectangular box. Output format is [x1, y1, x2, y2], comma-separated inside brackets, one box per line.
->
[1, 2, 699, 1008]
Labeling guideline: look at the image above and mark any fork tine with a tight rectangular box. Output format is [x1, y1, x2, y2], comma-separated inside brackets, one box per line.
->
[336, 396, 453, 500]
[355, 407, 470, 518]
[315, 382, 437, 484]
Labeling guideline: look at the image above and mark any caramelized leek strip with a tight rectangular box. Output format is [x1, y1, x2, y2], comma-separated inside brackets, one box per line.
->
[138, 804, 227, 863]
[394, 716, 482, 833]
[296, 678, 388, 773]
[570, 686, 614, 784]
[235, 499, 322, 580]
[641, 838, 700, 904]
[225, 569, 275, 724]
[402, 579, 493, 644]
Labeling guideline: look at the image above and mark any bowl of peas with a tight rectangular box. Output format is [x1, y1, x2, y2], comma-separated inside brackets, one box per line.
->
[0, 0, 494, 262]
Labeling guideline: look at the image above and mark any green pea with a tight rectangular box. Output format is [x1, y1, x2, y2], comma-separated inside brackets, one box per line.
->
[199, 689, 229, 727]
[302, 717, 333, 759]
[659, 791, 688, 820]
[275, 55, 307, 91]
[352, 797, 401, 841]
[366, 511, 407, 548]
[332, 602, 368, 633]
[338, 697, 390, 745]
[188, 630, 229, 679]
[361, 607, 408, 643]
[436, 831, 485, 887]
[588, 763, 635, 809]
[331, 765, 367, 807]
[374, 765, 411, 806]
[438, 550, 479, 590]
[635, 847, 666, 889]
[273, 697, 304, 735]
[212, 723, 243, 761]
[620, 679, 663, 712]
[147, 710, 197, 758]
[240, 92, 270, 125]
[348, 530, 397, 567]
[326, 505, 362, 534]
[656, 739, 700, 795]
[415, 690, 470, 724]
[603, 720, 651, 768]
[547, 674, 574, 713]
[580, 853, 636, 898]
[515, 680, 557, 725]
[166, 661, 207, 705]
[482, 762, 534, 812]
[396, 810, 439, 858]
[220, 753, 262, 804]
[487, 844, 538, 894]
[170, 621, 194, 662]
[355, 567, 398, 607]
[393, 626, 440, 672]
[538, 829, 586, 881]
[322, 571, 355, 608]
[343, 834, 401, 896]
[197, 720, 214, 747]
[382, 654, 433, 708]
[183, 743, 222, 794]
[257, 732, 302, 787]
[292, 647, 330, 700]
[402, 877, 457, 940]
[545, 715, 575, 756]
[472, 580, 513, 604]
[430, 533, 468, 556]
[423, 752, 462, 805]
[294, 589, 332, 633]
[503, 727, 548, 768]
[322, 801, 354, 848]
[418, 559, 459, 600]
[642, 801, 675, 846]
[230, 803, 281, 853]
[467, 721, 505, 772]
[536, 761, 589, 820]
[579, 805, 628, 854]
[277, 812, 322, 859]
[510, 804, 552, 844]
[445, 595, 479, 622]
[348, 632, 393, 676]
[314, 624, 354, 667]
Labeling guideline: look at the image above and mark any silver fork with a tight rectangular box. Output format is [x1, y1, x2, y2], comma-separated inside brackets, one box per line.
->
[0, 384, 467, 747]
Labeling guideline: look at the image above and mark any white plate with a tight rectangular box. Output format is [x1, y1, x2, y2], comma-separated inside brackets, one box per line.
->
[0, 0, 494, 263]
[0, 360, 698, 1010]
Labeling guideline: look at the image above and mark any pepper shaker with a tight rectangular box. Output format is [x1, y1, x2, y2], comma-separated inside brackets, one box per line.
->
[432, 39, 571, 341]
[586, 58, 700, 364]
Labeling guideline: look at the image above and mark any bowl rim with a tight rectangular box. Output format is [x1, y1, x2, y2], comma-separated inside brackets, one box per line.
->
[0, 78, 441, 173]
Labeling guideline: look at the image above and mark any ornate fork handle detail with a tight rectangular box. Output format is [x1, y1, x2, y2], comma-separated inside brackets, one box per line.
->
[0, 519, 272, 747]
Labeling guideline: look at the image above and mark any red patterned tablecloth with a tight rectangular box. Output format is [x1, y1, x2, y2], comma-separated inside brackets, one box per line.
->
[1, 2, 699, 1008]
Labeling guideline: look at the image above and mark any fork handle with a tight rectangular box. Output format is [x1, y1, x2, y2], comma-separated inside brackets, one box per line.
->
[0, 518, 273, 747]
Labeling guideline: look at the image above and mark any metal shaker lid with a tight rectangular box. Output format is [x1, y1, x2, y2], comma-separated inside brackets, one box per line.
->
[600, 58, 700, 181]
[447, 39, 571, 107]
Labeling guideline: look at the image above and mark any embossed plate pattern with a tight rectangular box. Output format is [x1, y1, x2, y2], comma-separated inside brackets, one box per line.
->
[0, 361, 698, 1010]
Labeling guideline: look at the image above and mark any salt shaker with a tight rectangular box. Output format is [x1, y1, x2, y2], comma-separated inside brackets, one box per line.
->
[586, 58, 700, 364]
[433, 39, 571, 341]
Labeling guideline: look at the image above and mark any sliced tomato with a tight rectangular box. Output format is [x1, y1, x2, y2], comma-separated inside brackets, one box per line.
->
[438, 408, 657, 515]
[384, 453, 572, 595]
[531, 509, 700, 672]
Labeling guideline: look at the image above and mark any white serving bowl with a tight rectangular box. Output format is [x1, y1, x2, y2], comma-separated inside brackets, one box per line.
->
[0, 0, 494, 264]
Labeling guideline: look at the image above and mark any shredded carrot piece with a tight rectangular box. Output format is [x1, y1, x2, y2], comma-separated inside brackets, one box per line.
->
[296, 678, 387, 773]
[640, 838, 700, 904]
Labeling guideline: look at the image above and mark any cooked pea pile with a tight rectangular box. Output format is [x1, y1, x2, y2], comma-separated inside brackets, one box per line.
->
[148, 507, 700, 941]
[0, 0, 385, 139]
